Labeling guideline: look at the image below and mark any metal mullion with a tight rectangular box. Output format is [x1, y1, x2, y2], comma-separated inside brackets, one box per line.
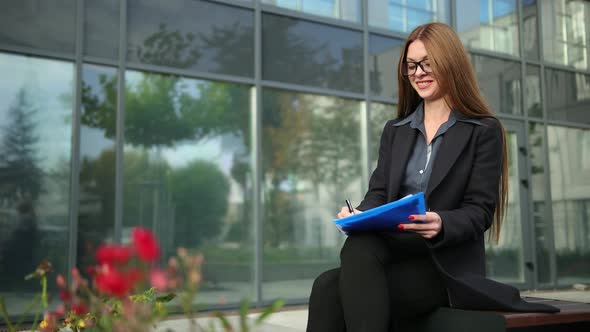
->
[370, 95, 398, 105]
[114, 0, 127, 244]
[516, 0, 535, 290]
[468, 47, 522, 63]
[0, 42, 75, 62]
[525, 59, 542, 66]
[496, 113, 527, 121]
[450, 0, 457, 30]
[261, 80, 365, 100]
[543, 62, 590, 76]
[253, 0, 263, 307]
[260, 3, 363, 31]
[367, 26, 411, 40]
[536, 0, 557, 289]
[68, 0, 84, 276]
[207, 0, 255, 10]
[82, 56, 119, 67]
[544, 119, 590, 130]
[361, 0, 370, 191]
[124, 61, 256, 85]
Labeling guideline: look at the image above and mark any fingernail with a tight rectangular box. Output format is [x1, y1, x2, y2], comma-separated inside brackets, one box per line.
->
[397, 224, 404, 230]
[408, 216, 415, 220]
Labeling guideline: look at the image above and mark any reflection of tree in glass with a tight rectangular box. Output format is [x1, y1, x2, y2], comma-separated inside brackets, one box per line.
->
[168, 160, 229, 248]
[81, 74, 249, 147]
[297, 98, 361, 205]
[80, 72, 251, 249]
[135, 23, 201, 69]
[0, 88, 43, 205]
[264, 17, 363, 92]
[199, 22, 254, 77]
[262, 92, 361, 248]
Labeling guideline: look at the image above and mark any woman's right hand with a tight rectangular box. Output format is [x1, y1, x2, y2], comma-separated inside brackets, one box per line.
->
[337, 207, 362, 219]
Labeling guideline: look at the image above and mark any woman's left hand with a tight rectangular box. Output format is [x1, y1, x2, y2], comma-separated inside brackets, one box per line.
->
[400, 212, 442, 239]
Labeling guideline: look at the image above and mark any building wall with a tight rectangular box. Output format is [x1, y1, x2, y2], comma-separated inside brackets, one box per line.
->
[0, 0, 588, 316]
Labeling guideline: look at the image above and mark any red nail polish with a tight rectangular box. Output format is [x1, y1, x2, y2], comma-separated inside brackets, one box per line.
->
[408, 216, 415, 220]
[397, 224, 404, 230]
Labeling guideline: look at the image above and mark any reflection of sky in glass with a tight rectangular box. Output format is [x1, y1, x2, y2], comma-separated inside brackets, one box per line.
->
[480, 0, 516, 23]
[303, 0, 335, 17]
[408, 0, 432, 10]
[266, 0, 360, 22]
[408, 9, 434, 29]
[0, 53, 72, 170]
[124, 71, 245, 176]
[81, 64, 116, 159]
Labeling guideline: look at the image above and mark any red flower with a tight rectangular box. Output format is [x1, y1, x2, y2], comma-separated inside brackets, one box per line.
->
[94, 265, 137, 297]
[96, 244, 132, 266]
[56, 274, 67, 288]
[59, 290, 71, 302]
[72, 301, 89, 316]
[131, 227, 160, 263]
[150, 269, 168, 291]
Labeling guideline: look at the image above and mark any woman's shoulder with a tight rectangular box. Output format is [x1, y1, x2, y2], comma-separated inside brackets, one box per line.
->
[478, 116, 501, 128]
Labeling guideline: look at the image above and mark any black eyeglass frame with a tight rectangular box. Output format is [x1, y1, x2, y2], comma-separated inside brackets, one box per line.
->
[401, 59, 433, 76]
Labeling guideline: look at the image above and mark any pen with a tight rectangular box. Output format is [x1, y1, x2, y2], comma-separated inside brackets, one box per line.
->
[345, 199, 355, 215]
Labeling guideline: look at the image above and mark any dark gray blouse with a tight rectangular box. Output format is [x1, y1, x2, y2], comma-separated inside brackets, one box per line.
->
[394, 103, 481, 198]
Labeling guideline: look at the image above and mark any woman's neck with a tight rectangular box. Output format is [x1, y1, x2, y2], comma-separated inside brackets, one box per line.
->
[424, 98, 451, 123]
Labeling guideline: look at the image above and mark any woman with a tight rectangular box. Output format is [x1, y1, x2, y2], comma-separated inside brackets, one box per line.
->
[306, 22, 557, 332]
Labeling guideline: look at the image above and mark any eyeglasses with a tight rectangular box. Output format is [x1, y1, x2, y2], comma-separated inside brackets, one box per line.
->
[402, 59, 432, 76]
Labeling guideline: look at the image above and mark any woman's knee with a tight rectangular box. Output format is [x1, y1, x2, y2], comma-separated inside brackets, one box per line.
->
[340, 233, 389, 264]
[311, 268, 340, 294]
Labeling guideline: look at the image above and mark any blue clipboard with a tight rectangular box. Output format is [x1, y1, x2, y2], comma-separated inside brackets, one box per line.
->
[334, 192, 426, 235]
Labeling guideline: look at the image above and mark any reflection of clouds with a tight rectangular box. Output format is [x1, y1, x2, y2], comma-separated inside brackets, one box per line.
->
[160, 138, 223, 169]
[0, 53, 73, 170]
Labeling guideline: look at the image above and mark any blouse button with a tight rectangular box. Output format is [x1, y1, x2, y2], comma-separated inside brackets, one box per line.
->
[419, 170, 424, 174]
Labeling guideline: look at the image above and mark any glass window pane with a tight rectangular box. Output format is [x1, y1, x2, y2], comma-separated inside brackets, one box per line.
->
[525, 65, 542, 118]
[540, 0, 590, 70]
[0, 53, 72, 315]
[85, 0, 119, 59]
[472, 54, 522, 115]
[0, 0, 76, 55]
[262, 0, 361, 23]
[486, 130, 525, 283]
[369, 34, 404, 100]
[456, 0, 519, 56]
[522, 0, 539, 60]
[123, 70, 253, 304]
[545, 68, 590, 124]
[261, 88, 363, 300]
[369, 0, 451, 34]
[262, 14, 363, 93]
[547, 126, 590, 286]
[370, 103, 397, 168]
[78, 64, 117, 268]
[529, 122, 552, 285]
[128, 0, 254, 77]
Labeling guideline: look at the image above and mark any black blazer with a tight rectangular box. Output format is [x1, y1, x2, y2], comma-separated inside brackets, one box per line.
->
[357, 116, 558, 313]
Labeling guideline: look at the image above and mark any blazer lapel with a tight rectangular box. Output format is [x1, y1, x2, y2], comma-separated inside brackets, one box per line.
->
[426, 122, 473, 199]
[388, 124, 417, 201]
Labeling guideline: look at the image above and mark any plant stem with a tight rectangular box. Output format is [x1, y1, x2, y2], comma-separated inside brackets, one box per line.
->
[0, 295, 15, 332]
[15, 293, 41, 327]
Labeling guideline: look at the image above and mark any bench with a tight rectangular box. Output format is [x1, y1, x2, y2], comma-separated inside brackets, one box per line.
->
[401, 298, 590, 332]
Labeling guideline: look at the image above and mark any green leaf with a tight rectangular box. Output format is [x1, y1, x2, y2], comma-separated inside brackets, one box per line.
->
[156, 293, 177, 303]
[255, 299, 284, 325]
[214, 311, 233, 332]
[239, 298, 251, 332]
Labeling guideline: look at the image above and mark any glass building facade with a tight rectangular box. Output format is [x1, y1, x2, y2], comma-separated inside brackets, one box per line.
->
[0, 0, 588, 316]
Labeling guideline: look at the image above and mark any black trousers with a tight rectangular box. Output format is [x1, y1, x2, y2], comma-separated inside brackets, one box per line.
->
[306, 232, 448, 332]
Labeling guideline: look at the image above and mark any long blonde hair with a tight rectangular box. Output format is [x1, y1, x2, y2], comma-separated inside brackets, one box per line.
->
[397, 22, 508, 243]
